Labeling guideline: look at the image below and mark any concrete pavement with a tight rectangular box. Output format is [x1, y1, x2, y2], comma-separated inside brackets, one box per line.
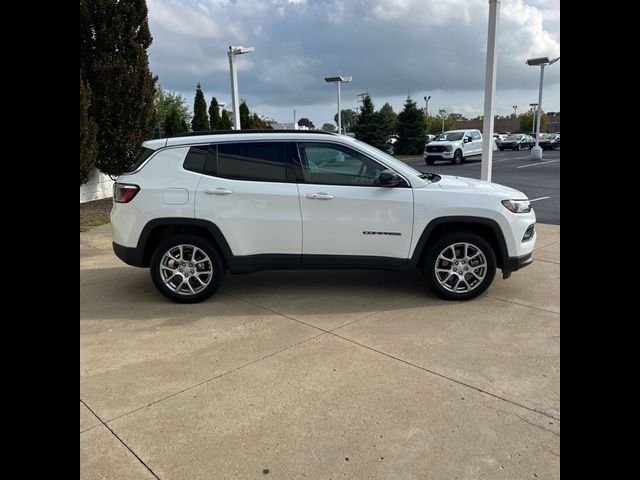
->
[81, 223, 560, 480]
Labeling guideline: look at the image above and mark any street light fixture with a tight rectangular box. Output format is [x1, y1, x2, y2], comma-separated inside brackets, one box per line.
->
[228, 45, 255, 130]
[512, 105, 517, 133]
[438, 109, 447, 133]
[324, 75, 352, 135]
[526, 55, 559, 159]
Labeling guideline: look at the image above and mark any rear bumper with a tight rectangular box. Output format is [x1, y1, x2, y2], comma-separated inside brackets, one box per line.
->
[501, 253, 534, 279]
[113, 242, 145, 267]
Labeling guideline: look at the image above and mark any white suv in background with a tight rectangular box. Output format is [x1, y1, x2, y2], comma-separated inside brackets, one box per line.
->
[424, 129, 483, 165]
[111, 130, 536, 303]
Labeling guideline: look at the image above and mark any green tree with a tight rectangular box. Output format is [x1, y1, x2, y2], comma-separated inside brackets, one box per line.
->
[191, 83, 209, 131]
[219, 109, 233, 129]
[321, 122, 336, 133]
[251, 113, 273, 129]
[239, 101, 254, 129]
[297, 118, 315, 129]
[379, 103, 398, 135]
[154, 85, 191, 137]
[334, 109, 358, 133]
[518, 111, 548, 133]
[208, 97, 220, 130]
[426, 114, 455, 135]
[81, 0, 157, 178]
[353, 95, 388, 150]
[395, 98, 427, 155]
[80, 70, 98, 185]
[164, 104, 187, 137]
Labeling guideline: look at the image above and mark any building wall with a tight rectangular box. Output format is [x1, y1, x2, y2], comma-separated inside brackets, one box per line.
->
[80, 168, 114, 203]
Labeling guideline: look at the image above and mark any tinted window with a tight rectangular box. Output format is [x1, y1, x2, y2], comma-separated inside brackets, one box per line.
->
[125, 147, 155, 173]
[298, 143, 386, 186]
[217, 142, 287, 182]
[183, 145, 209, 173]
[471, 131, 481, 140]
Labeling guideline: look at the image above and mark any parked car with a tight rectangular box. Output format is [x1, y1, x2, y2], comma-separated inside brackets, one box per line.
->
[111, 130, 536, 303]
[493, 133, 508, 146]
[499, 134, 535, 151]
[423, 129, 484, 165]
[538, 133, 560, 150]
[425, 134, 436, 143]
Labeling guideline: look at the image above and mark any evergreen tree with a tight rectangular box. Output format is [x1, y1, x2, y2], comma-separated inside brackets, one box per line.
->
[395, 98, 427, 155]
[321, 123, 336, 133]
[353, 95, 387, 150]
[239, 101, 254, 129]
[191, 83, 209, 131]
[80, 70, 97, 185]
[219, 109, 233, 129]
[208, 97, 220, 130]
[81, 0, 157, 177]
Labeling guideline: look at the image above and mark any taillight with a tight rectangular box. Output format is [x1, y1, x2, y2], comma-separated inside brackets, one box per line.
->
[114, 183, 140, 203]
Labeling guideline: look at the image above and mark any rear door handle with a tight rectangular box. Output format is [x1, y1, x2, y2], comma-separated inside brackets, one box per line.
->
[306, 193, 334, 200]
[204, 188, 233, 195]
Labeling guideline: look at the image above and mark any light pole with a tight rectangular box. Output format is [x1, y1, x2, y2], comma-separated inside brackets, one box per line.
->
[324, 76, 352, 135]
[438, 109, 447, 133]
[529, 103, 538, 135]
[526, 56, 560, 159]
[424, 95, 431, 130]
[512, 105, 517, 133]
[227, 45, 255, 130]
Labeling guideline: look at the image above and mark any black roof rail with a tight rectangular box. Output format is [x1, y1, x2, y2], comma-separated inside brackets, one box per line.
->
[170, 129, 336, 138]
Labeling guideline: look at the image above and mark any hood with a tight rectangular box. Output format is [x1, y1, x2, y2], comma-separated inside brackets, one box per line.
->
[427, 140, 461, 147]
[436, 174, 526, 198]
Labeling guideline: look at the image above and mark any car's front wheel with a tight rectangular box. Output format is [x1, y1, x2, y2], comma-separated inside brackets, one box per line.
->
[499, 147, 504, 151]
[452, 149, 463, 165]
[426, 158, 435, 165]
[150, 234, 224, 303]
[423, 232, 496, 301]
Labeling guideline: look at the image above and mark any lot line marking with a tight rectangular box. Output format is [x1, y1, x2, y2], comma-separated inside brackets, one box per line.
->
[517, 160, 558, 169]
[529, 196, 551, 202]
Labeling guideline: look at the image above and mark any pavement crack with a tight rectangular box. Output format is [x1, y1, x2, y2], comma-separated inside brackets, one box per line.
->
[514, 412, 560, 437]
[483, 295, 559, 315]
[80, 399, 161, 480]
[328, 333, 561, 422]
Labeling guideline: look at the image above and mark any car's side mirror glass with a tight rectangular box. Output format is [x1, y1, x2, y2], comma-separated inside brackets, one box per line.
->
[375, 169, 401, 187]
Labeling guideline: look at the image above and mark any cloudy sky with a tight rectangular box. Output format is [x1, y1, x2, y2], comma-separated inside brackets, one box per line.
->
[147, 0, 560, 127]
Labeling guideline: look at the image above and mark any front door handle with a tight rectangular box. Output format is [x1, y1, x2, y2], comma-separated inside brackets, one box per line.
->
[306, 193, 334, 200]
[204, 188, 233, 195]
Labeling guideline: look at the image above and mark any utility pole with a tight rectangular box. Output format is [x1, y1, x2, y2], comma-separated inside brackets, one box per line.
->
[480, 0, 500, 182]
[293, 109, 296, 129]
[512, 105, 517, 133]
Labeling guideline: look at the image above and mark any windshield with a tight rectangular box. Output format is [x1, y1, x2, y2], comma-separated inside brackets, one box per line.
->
[540, 134, 556, 140]
[506, 134, 523, 140]
[351, 138, 424, 177]
[435, 132, 464, 141]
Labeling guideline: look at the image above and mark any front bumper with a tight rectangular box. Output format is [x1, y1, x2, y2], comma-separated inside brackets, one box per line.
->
[424, 152, 454, 160]
[501, 253, 534, 279]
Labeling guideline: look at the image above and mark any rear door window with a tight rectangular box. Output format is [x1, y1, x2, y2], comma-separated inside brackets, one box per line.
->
[216, 142, 288, 182]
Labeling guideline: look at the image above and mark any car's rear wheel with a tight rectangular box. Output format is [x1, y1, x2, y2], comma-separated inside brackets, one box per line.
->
[150, 234, 224, 303]
[452, 149, 463, 165]
[426, 158, 435, 165]
[499, 147, 504, 151]
[423, 232, 496, 301]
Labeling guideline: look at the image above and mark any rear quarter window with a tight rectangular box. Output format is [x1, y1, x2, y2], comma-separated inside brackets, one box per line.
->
[125, 147, 155, 173]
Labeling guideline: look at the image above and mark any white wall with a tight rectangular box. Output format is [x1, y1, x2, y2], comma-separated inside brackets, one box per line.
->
[80, 168, 114, 203]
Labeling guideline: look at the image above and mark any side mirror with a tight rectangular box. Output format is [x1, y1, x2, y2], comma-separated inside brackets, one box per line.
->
[376, 169, 402, 187]
[464, 137, 471, 143]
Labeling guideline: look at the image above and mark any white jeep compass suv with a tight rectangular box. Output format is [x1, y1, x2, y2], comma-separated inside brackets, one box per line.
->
[111, 130, 536, 303]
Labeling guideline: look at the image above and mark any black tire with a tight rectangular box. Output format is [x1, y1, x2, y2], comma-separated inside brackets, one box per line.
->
[150, 234, 224, 303]
[452, 149, 463, 165]
[426, 158, 435, 165]
[499, 147, 504, 151]
[422, 231, 496, 301]
[516, 144, 521, 151]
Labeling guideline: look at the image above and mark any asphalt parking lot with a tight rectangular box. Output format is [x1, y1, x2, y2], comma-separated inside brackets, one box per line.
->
[400, 148, 560, 225]
[81, 221, 560, 480]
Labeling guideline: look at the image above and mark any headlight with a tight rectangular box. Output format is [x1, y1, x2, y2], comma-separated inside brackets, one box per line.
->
[501, 199, 531, 214]
[445, 145, 453, 152]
